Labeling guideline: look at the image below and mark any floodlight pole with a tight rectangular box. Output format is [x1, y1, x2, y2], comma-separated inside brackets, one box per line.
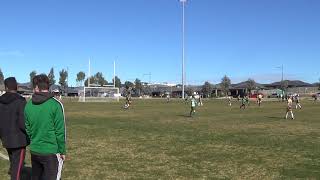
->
[281, 65, 284, 94]
[143, 73, 152, 84]
[276, 65, 284, 94]
[180, 0, 187, 99]
[113, 60, 116, 88]
[88, 58, 91, 87]
[281, 64, 283, 83]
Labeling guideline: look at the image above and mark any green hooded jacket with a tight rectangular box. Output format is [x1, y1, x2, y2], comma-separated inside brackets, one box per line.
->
[24, 92, 66, 155]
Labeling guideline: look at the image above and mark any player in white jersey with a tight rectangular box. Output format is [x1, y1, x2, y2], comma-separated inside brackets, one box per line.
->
[285, 97, 294, 120]
[227, 96, 232, 106]
[257, 94, 263, 107]
[295, 94, 302, 109]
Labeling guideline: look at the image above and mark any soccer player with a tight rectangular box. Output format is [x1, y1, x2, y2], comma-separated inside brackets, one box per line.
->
[240, 96, 246, 109]
[245, 95, 250, 106]
[314, 94, 318, 102]
[295, 94, 302, 109]
[0, 77, 29, 180]
[257, 94, 263, 107]
[24, 74, 66, 180]
[285, 96, 294, 120]
[227, 96, 232, 106]
[189, 95, 197, 117]
[166, 94, 170, 103]
[52, 88, 62, 101]
[198, 94, 203, 106]
[124, 91, 132, 109]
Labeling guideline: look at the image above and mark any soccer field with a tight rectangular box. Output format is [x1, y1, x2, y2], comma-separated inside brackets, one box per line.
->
[1, 99, 320, 179]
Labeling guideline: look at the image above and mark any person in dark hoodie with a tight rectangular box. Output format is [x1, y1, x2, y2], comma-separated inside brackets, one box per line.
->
[0, 77, 29, 180]
[24, 74, 66, 180]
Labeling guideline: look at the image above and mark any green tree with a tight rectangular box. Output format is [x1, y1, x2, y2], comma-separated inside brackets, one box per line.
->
[84, 76, 95, 87]
[124, 81, 134, 89]
[112, 76, 121, 88]
[186, 86, 195, 96]
[59, 69, 68, 88]
[94, 72, 107, 86]
[30, 71, 37, 84]
[48, 67, 55, 86]
[201, 81, 213, 98]
[134, 78, 143, 96]
[246, 78, 256, 95]
[221, 75, 231, 96]
[76, 71, 86, 86]
[0, 68, 4, 85]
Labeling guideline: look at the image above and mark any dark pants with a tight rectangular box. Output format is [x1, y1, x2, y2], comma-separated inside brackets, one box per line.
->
[31, 153, 63, 180]
[6, 147, 26, 180]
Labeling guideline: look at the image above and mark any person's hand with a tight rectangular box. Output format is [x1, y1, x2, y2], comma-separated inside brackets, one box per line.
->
[60, 154, 66, 161]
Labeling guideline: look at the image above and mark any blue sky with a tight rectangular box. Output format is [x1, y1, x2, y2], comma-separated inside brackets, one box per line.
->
[1, 0, 320, 86]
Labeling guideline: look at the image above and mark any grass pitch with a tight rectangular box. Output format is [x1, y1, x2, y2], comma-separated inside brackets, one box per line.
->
[1, 99, 320, 179]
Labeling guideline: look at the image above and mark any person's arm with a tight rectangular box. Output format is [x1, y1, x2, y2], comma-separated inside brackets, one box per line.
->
[18, 99, 30, 144]
[18, 99, 27, 130]
[54, 103, 66, 157]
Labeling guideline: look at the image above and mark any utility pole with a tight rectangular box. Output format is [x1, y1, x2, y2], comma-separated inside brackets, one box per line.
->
[180, 0, 187, 99]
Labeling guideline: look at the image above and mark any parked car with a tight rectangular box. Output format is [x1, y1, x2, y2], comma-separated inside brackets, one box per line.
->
[268, 93, 278, 98]
[250, 93, 264, 98]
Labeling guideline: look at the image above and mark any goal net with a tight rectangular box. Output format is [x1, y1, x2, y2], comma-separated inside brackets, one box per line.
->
[79, 86, 120, 102]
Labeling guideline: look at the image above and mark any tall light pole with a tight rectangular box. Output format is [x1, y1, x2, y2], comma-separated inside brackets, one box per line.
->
[276, 65, 284, 93]
[113, 60, 116, 88]
[88, 58, 91, 87]
[143, 72, 152, 84]
[180, 0, 187, 99]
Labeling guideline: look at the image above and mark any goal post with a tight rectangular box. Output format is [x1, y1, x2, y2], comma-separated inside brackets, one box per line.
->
[79, 86, 120, 102]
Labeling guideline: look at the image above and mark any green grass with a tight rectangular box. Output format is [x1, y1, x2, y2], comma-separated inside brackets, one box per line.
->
[1, 99, 320, 179]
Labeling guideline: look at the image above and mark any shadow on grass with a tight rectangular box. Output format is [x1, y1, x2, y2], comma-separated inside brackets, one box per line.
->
[176, 114, 192, 118]
[265, 116, 281, 120]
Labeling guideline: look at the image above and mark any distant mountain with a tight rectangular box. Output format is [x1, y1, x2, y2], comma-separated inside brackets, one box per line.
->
[231, 81, 265, 89]
[269, 80, 312, 87]
[18, 82, 31, 88]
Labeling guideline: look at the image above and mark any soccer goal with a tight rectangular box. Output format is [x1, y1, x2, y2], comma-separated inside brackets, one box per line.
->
[79, 86, 120, 102]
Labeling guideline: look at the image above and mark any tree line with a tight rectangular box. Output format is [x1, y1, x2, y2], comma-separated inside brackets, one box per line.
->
[1, 67, 319, 96]
[200, 75, 296, 97]
[0, 67, 146, 96]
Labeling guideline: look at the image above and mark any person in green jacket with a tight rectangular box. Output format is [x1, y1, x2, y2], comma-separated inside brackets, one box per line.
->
[24, 74, 66, 180]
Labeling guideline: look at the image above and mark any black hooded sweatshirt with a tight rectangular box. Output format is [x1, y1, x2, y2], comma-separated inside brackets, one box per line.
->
[0, 92, 29, 148]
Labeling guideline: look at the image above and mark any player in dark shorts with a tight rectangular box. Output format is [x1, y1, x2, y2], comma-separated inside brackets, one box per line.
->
[240, 97, 246, 109]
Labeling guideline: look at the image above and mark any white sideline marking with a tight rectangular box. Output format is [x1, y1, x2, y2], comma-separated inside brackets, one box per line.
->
[0, 152, 9, 161]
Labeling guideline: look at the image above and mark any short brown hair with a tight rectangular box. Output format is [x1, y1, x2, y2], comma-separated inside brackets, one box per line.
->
[33, 74, 50, 90]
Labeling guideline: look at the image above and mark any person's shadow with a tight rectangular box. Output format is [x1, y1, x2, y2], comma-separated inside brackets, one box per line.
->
[21, 166, 32, 180]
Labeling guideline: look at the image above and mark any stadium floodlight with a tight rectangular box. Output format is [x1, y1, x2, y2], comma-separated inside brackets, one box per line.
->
[276, 65, 284, 93]
[180, 0, 187, 99]
[88, 58, 91, 87]
[113, 60, 116, 88]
